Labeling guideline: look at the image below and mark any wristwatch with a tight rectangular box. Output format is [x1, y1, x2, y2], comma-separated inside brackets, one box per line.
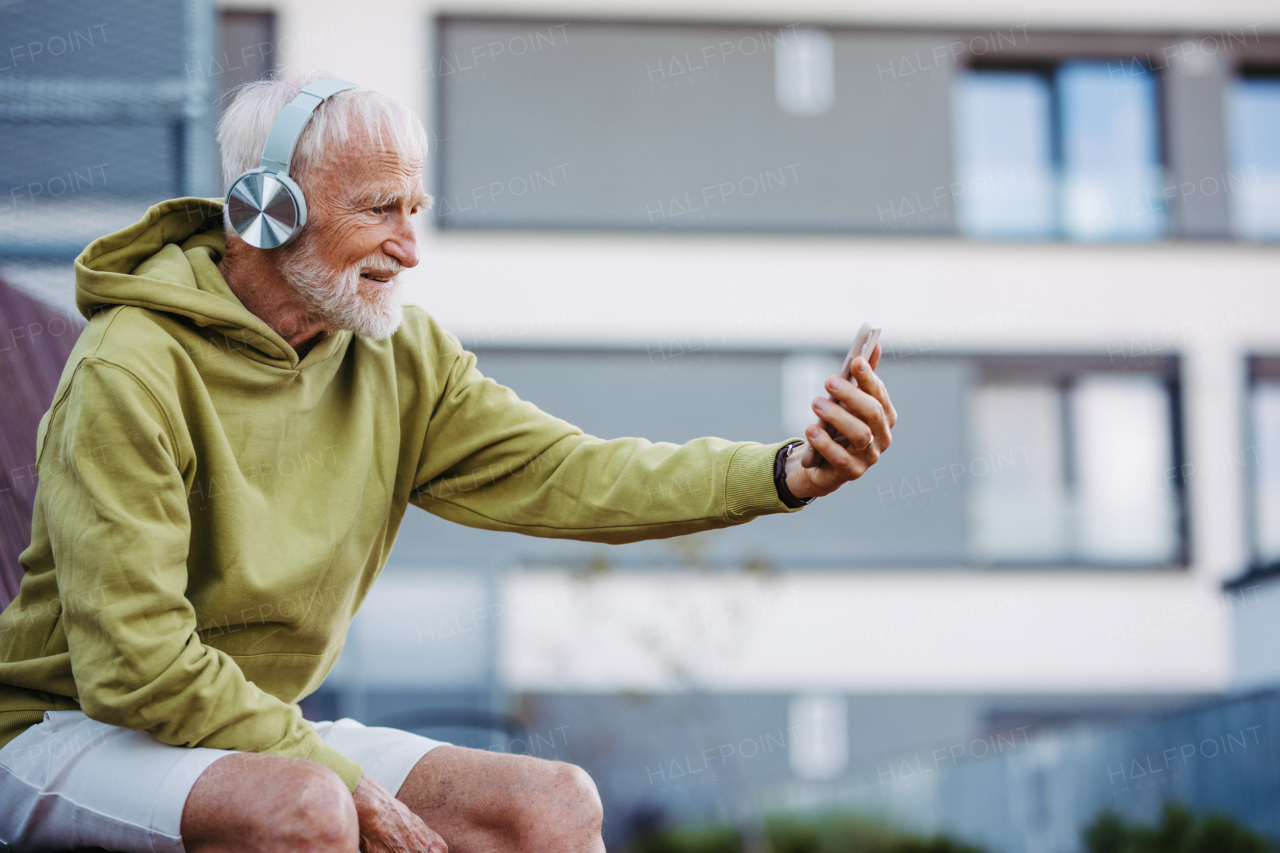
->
[774, 440, 815, 509]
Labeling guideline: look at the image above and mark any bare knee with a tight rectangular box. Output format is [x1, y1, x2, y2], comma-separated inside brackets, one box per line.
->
[516, 760, 603, 851]
[279, 764, 359, 852]
[184, 754, 358, 853]
[559, 762, 604, 831]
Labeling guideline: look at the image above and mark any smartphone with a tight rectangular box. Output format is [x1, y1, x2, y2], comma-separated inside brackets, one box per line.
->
[799, 323, 882, 468]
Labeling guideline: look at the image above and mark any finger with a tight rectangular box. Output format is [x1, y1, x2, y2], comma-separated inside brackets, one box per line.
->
[849, 356, 898, 429]
[824, 377, 891, 449]
[805, 423, 866, 482]
[414, 818, 448, 853]
[411, 825, 441, 851]
[812, 396, 873, 453]
[868, 341, 882, 371]
[836, 370, 892, 442]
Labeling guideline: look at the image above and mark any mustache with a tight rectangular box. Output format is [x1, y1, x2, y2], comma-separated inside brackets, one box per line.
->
[352, 251, 404, 279]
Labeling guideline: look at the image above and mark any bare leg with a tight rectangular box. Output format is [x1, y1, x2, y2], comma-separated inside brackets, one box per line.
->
[181, 752, 359, 853]
[395, 746, 605, 853]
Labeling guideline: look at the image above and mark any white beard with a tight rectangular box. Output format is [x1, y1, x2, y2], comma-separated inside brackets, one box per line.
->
[279, 233, 405, 341]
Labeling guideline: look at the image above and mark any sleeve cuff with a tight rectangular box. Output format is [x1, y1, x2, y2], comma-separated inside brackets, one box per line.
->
[306, 736, 364, 792]
[724, 440, 806, 518]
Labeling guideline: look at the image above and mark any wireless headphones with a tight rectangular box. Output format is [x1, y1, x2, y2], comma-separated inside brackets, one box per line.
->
[224, 77, 358, 249]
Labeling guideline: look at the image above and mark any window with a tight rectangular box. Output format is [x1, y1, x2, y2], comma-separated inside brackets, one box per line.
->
[788, 695, 848, 780]
[1226, 71, 1280, 241]
[967, 357, 1184, 566]
[952, 61, 1165, 241]
[774, 28, 835, 117]
[1059, 61, 1164, 240]
[950, 70, 1055, 238]
[218, 11, 277, 102]
[1250, 357, 1280, 566]
[967, 383, 1070, 559]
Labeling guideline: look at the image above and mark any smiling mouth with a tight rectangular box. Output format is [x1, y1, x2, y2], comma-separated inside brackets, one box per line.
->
[359, 271, 396, 284]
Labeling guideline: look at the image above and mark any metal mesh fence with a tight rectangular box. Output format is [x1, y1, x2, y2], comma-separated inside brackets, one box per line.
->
[820, 688, 1280, 852]
[0, 0, 218, 312]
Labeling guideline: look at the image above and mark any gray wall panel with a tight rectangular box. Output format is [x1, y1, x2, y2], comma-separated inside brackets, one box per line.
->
[1163, 43, 1233, 239]
[435, 20, 957, 233]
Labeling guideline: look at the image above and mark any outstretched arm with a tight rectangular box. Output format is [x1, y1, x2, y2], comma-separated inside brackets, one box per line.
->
[408, 324, 896, 534]
[409, 326, 803, 540]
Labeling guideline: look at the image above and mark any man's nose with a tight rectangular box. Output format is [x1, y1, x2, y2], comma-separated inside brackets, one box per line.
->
[383, 216, 419, 268]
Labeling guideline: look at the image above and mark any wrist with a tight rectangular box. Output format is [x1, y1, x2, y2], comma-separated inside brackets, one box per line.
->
[787, 446, 821, 500]
[351, 774, 387, 816]
[774, 441, 816, 507]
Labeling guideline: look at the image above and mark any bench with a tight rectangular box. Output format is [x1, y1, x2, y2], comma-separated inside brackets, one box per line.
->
[0, 277, 83, 610]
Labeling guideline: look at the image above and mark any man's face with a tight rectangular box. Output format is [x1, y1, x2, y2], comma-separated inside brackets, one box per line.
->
[279, 135, 428, 341]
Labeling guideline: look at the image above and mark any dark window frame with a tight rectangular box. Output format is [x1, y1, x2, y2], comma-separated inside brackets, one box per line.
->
[970, 353, 1189, 568]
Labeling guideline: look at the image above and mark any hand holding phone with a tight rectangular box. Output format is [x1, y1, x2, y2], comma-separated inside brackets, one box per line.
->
[799, 322, 882, 468]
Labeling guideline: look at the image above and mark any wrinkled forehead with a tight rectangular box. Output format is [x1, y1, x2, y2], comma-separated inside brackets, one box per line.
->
[306, 133, 427, 205]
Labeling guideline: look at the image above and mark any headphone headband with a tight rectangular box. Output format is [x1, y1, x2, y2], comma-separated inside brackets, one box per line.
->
[259, 78, 359, 173]
[224, 77, 359, 250]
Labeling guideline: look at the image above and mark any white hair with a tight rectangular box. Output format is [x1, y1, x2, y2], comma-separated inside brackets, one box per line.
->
[216, 70, 428, 208]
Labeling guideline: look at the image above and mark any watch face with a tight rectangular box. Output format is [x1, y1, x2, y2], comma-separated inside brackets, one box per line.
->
[226, 173, 301, 248]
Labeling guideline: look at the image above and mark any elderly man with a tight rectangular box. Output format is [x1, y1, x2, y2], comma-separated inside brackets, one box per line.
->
[0, 74, 896, 853]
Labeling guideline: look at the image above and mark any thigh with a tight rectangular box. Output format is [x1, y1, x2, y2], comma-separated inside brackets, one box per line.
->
[0, 710, 228, 853]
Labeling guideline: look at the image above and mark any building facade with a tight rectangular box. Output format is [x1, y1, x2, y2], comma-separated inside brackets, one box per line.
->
[2, 0, 1279, 846]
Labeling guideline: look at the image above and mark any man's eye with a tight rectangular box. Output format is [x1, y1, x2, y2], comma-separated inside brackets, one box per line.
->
[370, 206, 384, 214]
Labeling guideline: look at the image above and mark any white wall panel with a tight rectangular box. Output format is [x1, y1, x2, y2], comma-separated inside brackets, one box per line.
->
[500, 570, 1234, 692]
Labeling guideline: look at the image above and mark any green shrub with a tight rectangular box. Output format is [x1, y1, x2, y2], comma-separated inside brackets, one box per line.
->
[630, 824, 743, 853]
[765, 812, 985, 853]
[628, 813, 985, 853]
[1083, 803, 1277, 853]
[767, 812, 899, 853]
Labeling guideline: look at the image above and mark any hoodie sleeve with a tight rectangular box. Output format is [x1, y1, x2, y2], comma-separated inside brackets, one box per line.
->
[410, 326, 801, 539]
[40, 358, 363, 791]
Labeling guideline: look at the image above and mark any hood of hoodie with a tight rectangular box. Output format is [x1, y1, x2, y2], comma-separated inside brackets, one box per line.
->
[74, 196, 308, 367]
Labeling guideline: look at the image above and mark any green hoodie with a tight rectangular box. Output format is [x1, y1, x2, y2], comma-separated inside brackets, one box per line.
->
[0, 197, 799, 790]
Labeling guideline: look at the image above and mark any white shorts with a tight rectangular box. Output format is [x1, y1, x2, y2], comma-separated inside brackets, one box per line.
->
[0, 710, 448, 853]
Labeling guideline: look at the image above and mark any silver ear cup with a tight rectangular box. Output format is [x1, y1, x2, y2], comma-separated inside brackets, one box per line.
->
[226, 172, 305, 249]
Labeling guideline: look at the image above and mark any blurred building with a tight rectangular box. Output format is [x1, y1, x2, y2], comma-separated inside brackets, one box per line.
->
[2, 0, 1280, 848]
